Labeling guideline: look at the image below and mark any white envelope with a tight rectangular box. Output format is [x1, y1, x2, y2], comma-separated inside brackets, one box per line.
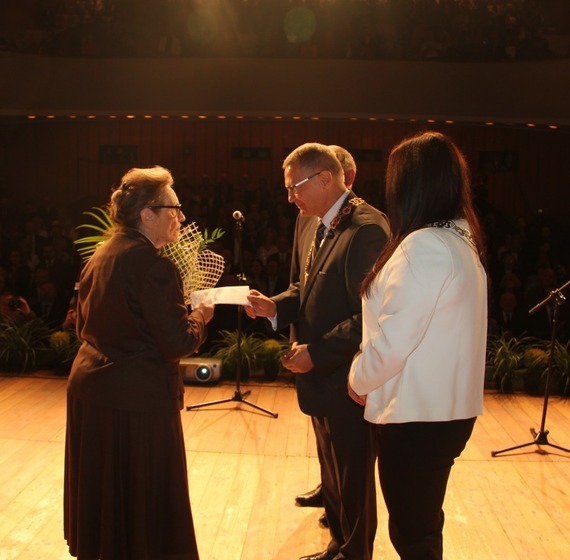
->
[190, 285, 251, 308]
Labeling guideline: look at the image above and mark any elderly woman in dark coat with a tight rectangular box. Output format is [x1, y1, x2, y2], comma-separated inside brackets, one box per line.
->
[64, 166, 214, 560]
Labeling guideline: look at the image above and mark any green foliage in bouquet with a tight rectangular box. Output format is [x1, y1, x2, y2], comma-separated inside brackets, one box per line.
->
[74, 206, 224, 261]
[199, 228, 225, 251]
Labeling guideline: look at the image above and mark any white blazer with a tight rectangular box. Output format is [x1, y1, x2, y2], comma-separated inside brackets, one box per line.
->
[349, 219, 487, 424]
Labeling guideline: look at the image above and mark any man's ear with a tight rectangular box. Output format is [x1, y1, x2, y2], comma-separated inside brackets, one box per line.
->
[319, 169, 333, 189]
[344, 169, 356, 189]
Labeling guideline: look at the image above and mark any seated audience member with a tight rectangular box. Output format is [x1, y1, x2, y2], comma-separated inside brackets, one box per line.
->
[524, 266, 568, 341]
[275, 233, 293, 271]
[492, 290, 527, 339]
[40, 242, 78, 303]
[29, 279, 69, 329]
[28, 266, 52, 305]
[246, 258, 268, 295]
[61, 294, 78, 331]
[265, 255, 289, 297]
[0, 291, 33, 323]
[256, 226, 279, 266]
[4, 249, 32, 298]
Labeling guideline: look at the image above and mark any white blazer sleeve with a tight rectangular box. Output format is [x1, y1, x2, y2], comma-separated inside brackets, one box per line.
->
[349, 230, 453, 395]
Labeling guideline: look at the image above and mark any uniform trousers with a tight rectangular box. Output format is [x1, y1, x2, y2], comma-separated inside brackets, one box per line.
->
[375, 418, 476, 560]
[312, 414, 377, 560]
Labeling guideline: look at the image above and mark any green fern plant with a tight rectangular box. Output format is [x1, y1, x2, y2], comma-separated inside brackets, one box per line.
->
[486, 334, 529, 393]
[551, 339, 570, 396]
[208, 329, 265, 378]
[0, 317, 52, 372]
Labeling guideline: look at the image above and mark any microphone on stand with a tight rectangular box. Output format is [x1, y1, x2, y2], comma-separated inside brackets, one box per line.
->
[232, 210, 245, 223]
[232, 210, 245, 277]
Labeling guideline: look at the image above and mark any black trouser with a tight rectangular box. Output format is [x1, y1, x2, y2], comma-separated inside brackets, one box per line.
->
[312, 414, 377, 560]
[375, 418, 476, 560]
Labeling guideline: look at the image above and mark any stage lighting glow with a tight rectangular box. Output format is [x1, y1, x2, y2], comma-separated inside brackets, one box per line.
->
[187, 8, 218, 46]
[284, 6, 317, 44]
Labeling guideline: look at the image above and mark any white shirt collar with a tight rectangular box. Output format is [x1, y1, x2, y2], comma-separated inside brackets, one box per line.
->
[321, 190, 350, 230]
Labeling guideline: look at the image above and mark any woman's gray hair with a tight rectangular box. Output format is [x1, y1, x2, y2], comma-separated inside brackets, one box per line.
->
[110, 166, 173, 228]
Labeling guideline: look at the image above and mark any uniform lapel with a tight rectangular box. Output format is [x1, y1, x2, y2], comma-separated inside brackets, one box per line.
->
[301, 204, 352, 299]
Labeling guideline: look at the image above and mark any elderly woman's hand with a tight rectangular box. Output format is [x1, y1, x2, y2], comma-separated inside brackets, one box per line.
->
[193, 303, 215, 324]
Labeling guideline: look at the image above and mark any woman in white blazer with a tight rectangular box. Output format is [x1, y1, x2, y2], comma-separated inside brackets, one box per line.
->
[348, 131, 487, 560]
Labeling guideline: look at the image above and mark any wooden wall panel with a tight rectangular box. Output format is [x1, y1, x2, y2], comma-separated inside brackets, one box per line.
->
[1, 118, 569, 236]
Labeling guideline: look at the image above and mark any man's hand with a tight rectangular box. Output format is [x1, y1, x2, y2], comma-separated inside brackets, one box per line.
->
[245, 289, 277, 319]
[281, 342, 313, 374]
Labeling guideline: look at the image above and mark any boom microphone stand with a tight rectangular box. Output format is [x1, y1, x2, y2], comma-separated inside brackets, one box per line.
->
[492, 279, 570, 457]
[186, 211, 278, 418]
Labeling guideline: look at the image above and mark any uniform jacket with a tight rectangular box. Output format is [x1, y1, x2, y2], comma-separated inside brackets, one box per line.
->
[273, 192, 389, 417]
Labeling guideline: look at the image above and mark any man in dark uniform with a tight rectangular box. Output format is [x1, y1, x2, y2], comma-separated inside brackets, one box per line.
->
[247, 143, 389, 560]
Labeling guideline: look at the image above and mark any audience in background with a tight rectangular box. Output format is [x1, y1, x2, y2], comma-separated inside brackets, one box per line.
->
[29, 279, 69, 329]
[2, 0, 567, 61]
[0, 171, 569, 350]
[0, 291, 33, 323]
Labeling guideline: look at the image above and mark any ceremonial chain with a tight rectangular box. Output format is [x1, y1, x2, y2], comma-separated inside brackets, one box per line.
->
[429, 220, 475, 246]
[327, 197, 365, 238]
[304, 197, 365, 282]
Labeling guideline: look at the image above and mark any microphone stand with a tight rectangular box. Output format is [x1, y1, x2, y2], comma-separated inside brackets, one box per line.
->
[492, 279, 570, 457]
[186, 212, 278, 418]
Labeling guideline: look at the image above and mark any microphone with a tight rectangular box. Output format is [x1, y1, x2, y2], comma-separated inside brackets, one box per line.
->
[232, 210, 245, 222]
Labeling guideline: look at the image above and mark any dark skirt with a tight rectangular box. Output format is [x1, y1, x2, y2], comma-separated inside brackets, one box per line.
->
[64, 394, 200, 560]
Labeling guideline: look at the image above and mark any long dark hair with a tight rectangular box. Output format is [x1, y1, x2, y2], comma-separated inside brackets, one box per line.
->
[361, 131, 486, 297]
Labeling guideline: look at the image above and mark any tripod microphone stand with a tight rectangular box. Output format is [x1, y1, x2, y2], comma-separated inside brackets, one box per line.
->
[492, 279, 570, 457]
[186, 211, 278, 418]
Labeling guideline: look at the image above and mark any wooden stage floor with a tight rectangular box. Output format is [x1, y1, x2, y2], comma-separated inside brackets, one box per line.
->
[0, 374, 569, 559]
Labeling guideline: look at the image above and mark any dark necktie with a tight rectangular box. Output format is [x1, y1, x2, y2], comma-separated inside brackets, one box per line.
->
[315, 221, 326, 251]
[304, 221, 326, 281]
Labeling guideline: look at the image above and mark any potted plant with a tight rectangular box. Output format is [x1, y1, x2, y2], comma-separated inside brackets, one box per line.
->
[486, 334, 530, 393]
[520, 343, 549, 395]
[551, 339, 570, 396]
[208, 329, 265, 379]
[0, 316, 52, 372]
[256, 335, 290, 380]
[49, 329, 81, 375]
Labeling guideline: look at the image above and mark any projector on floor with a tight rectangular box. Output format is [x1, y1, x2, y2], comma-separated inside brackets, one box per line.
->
[180, 357, 222, 384]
